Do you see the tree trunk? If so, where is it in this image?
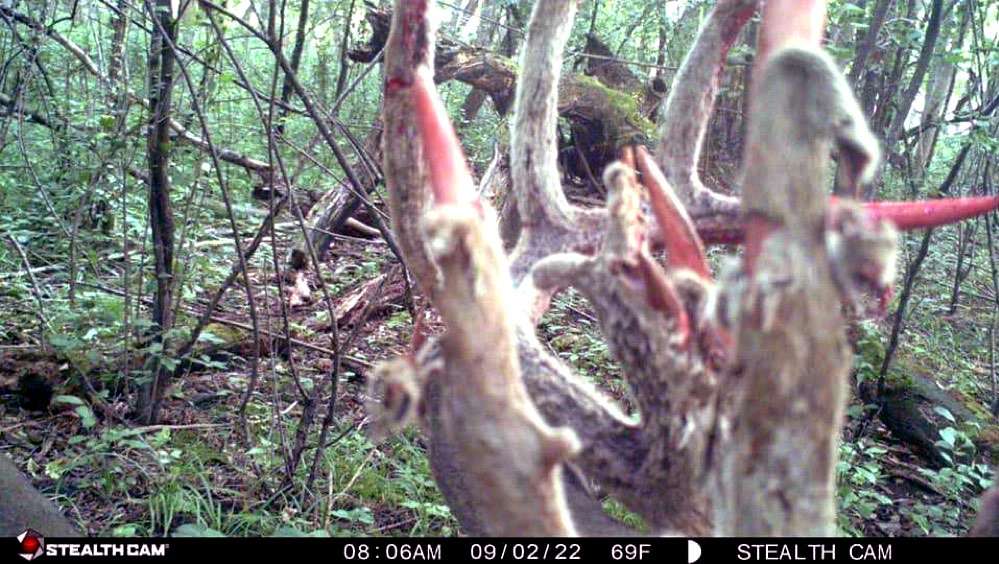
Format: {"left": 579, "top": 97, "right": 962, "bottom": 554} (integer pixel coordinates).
{"left": 916, "top": 1, "right": 969, "bottom": 168}
{"left": 137, "top": 0, "right": 179, "bottom": 425}
{"left": 886, "top": 0, "right": 947, "bottom": 147}
{"left": 276, "top": 0, "right": 310, "bottom": 135}
{"left": 847, "top": 0, "right": 893, "bottom": 87}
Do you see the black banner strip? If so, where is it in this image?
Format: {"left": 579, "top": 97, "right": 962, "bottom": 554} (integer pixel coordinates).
{"left": 4, "top": 535, "right": 998, "bottom": 564}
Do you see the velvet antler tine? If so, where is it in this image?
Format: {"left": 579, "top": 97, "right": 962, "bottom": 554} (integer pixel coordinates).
{"left": 757, "top": 0, "right": 827, "bottom": 63}
{"left": 636, "top": 147, "right": 711, "bottom": 279}
{"left": 412, "top": 70, "right": 476, "bottom": 206}
{"left": 742, "top": 0, "right": 830, "bottom": 273}
{"left": 620, "top": 146, "right": 636, "bottom": 169}
{"left": 858, "top": 196, "right": 999, "bottom": 231}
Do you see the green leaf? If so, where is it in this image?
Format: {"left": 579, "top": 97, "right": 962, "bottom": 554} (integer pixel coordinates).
{"left": 198, "top": 330, "right": 226, "bottom": 345}
{"left": 172, "top": 524, "right": 226, "bottom": 537}
{"left": 938, "top": 427, "right": 958, "bottom": 447}
{"left": 53, "top": 395, "right": 84, "bottom": 406}
{"left": 841, "top": 3, "right": 866, "bottom": 16}
{"left": 111, "top": 524, "right": 142, "bottom": 536}
{"left": 331, "top": 507, "right": 374, "bottom": 525}
{"left": 49, "top": 335, "right": 81, "bottom": 351}
{"left": 933, "top": 406, "right": 956, "bottom": 423}
{"left": 99, "top": 115, "right": 116, "bottom": 131}
{"left": 75, "top": 405, "right": 97, "bottom": 428}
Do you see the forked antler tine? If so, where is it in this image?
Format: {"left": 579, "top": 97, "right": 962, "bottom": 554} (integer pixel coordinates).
{"left": 411, "top": 70, "right": 476, "bottom": 206}
{"left": 603, "top": 162, "right": 693, "bottom": 348}
{"left": 635, "top": 146, "right": 711, "bottom": 279}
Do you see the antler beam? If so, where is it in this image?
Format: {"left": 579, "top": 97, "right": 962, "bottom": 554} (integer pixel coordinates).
{"left": 373, "top": 0, "right": 999, "bottom": 538}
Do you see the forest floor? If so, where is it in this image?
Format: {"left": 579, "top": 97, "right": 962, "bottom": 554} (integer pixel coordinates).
{"left": 0, "top": 206, "right": 993, "bottom": 537}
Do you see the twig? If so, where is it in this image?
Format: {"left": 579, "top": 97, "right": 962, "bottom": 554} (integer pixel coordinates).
{"left": 77, "top": 282, "right": 372, "bottom": 370}
{"left": 989, "top": 306, "right": 997, "bottom": 413}
{"left": 306, "top": 264, "right": 398, "bottom": 490}
{"left": 4, "top": 234, "right": 51, "bottom": 336}
{"left": 130, "top": 423, "right": 230, "bottom": 433}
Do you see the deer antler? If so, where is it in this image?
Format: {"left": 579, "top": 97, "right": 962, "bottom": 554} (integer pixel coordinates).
{"left": 655, "top": 0, "right": 758, "bottom": 221}
{"left": 715, "top": 45, "right": 867, "bottom": 536}
{"left": 376, "top": 0, "right": 652, "bottom": 536}
{"left": 381, "top": 0, "right": 438, "bottom": 295}
{"left": 507, "top": 0, "right": 606, "bottom": 281}
{"left": 372, "top": 0, "right": 999, "bottom": 537}
{"left": 699, "top": 196, "right": 999, "bottom": 245}
{"left": 636, "top": 146, "right": 710, "bottom": 279}
{"left": 712, "top": 0, "right": 943, "bottom": 534}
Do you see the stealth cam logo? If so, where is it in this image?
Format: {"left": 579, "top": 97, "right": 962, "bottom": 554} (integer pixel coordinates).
{"left": 16, "top": 529, "right": 45, "bottom": 561}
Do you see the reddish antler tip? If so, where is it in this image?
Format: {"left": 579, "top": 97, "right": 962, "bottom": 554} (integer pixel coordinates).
{"left": 619, "top": 146, "right": 636, "bottom": 169}
{"left": 634, "top": 147, "right": 711, "bottom": 279}
{"left": 411, "top": 69, "right": 476, "bottom": 206}
{"left": 758, "top": 0, "right": 827, "bottom": 63}
{"left": 385, "top": 76, "right": 410, "bottom": 94}
{"left": 857, "top": 196, "right": 999, "bottom": 231}
{"left": 699, "top": 196, "right": 999, "bottom": 247}
{"left": 635, "top": 254, "right": 692, "bottom": 349}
